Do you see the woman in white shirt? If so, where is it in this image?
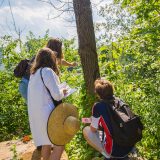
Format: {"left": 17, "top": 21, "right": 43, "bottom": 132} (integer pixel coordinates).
{"left": 28, "top": 47, "right": 67, "bottom": 160}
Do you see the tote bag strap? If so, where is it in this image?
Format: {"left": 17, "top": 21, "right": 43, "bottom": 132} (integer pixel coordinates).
{"left": 40, "top": 68, "right": 62, "bottom": 107}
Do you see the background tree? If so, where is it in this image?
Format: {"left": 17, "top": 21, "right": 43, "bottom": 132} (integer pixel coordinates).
{"left": 73, "top": 0, "right": 100, "bottom": 94}
{"left": 39, "top": 0, "right": 100, "bottom": 94}
{"left": 97, "top": 0, "right": 160, "bottom": 159}
{"left": 0, "top": 0, "right": 159, "bottom": 159}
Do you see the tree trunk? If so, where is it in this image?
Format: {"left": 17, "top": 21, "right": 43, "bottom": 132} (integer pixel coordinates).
{"left": 73, "top": 0, "right": 100, "bottom": 94}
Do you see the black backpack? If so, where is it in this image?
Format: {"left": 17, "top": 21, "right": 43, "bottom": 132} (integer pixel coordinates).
{"left": 14, "top": 59, "right": 30, "bottom": 78}
{"left": 103, "top": 97, "right": 143, "bottom": 147}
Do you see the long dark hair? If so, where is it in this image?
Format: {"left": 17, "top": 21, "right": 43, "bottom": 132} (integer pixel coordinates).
{"left": 46, "top": 38, "right": 63, "bottom": 59}
{"left": 30, "top": 47, "right": 59, "bottom": 75}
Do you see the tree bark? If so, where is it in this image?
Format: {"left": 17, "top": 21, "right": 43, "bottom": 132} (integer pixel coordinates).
{"left": 73, "top": 0, "right": 100, "bottom": 94}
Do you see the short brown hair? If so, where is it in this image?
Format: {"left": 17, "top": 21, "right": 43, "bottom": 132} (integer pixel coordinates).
{"left": 30, "top": 47, "right": 59, "bottom": 75}
{"left": 46, "top": 38, "right": 63, "bottom": 59}
{"left": 94, "top": 79, "right": 114, "bottom": 100}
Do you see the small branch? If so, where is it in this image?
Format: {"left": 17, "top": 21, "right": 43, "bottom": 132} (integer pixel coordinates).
{"left": 8, "top": 0, "right": 25, "bottom": 51}
{"left": 48, "top": 10, "right": 66, "bottom": 19}
{"left": 54, "top": 0, "right": 72, "bottom": 4}
{"left": 38, "top": 0, "right": 74, "bottom": 19}
{"left": 62, "top": 12, "right": 75, "bottom": 23}
{"left": 49, "top": 0, "right": 65, "bottom": 10}
{"left": 8, "top": 0, "right": 18, "bottom": 34}
{"left": 38, "top": 0, "right": 65, "bottom": 10}
{"left": 92, "top": 0, "right": 106, "bottom": 7}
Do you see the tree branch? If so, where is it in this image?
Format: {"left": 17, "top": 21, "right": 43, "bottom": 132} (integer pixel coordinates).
{"left": 8, "top": 0, "right": 18, "bottom": 34}
{"left": 38, "top": 0, "right": 73, "bottom": 20}
{"left": 8, "top": 0, "right": 25, "bottom": 51}
{"left": 48, "top": 10, "right": 66, "bottom": 19}
{"left": 38, "top": 0, "right": 66, "bottom": 10}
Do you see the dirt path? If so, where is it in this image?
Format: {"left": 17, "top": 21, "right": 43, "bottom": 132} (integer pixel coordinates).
{"left": 0, "top": 140, "right": 68, "bottom": 160}
{"left": 0, "top": 140, "right": 144, "bottom": 160}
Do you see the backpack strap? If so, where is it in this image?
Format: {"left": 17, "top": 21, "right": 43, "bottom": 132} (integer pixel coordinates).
{"left": 113, "top": 98, "right": 135, "bottom": 118}
{"left": 40, "top": 68, "right": 51, "bottom": 96}
{"left": 100, "top": 99, "right": 114, "bottom": 140}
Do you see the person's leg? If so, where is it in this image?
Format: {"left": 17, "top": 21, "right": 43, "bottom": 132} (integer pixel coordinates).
{"left": 104, "top": 156, "right": 130, "bottom": 160}
{"left": 49, "top": 145, "right": 64, "bottom": 160}
{"left": 83, "top": 126, "right": 110, "bottom": 159}
{"left": 37, "top": 145, "right": 42, "bottom": 151}
{"left": 41, "top": 145, "right": 51, "bottom": 160}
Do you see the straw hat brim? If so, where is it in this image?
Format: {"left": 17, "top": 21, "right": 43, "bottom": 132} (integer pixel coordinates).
{"left": 47, "top": 103, "right": 79, "bottom": 146}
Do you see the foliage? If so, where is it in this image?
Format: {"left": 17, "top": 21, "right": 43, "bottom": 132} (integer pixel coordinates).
{"left": 0, "top": 32, "right": 50, "bottom": 141}
{"left": 97, "top": 1, "right": 160, "bottom": 159}
{"left": 0, "top": 70, "right": 30, "bottom": 141}
{"left": 10, "top": 144, "right": 21, "bottom": 160}
{"left": 65, "top": 92, "right": 99, "bottom": 160}
{"left": 0, "top": 1, "right": 159, "bottom": 159}
{"left": 96, "top": 2, "right": 135, "bottom": 45}
{"left": 98, "top": 40, "right": 160, "bottom": 159}
{"left": 59, "top": 42, "right": 99, "bottom": 160}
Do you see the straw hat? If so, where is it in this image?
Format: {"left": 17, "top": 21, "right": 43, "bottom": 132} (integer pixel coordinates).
{"left": 47, "top": 103, "right": 80, "bottom": 145}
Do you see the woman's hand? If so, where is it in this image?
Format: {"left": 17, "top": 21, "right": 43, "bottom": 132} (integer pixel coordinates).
{"left": 63, "top": 89, "right": 68, "bottom": 95}
{"left": 58, "top": 59, "right": 78, "bottom": 67}
{"left": 71, "top": 62, "right": 78, "bottom": 67}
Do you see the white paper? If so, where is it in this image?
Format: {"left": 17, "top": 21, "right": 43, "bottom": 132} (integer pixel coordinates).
{"left": 59, "top": 82, "right": 77, "bottom": 98}
{"left": 58, "top": 82, "right": 67, "bottom": 89}
{"left": 64, "top": 88, "right": 77, "bottom": 98}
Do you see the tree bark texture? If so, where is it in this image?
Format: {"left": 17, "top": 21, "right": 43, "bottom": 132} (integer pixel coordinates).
{"left": 73, "top": 0, "right": 100, "bottom": 94}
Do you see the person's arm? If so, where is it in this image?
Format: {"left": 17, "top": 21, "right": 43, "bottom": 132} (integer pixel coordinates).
{"left": 90, "top": 104, "right": 100, "bottom": 132}
{"left": 90, "top": 125, "right": 97, "bottom": 132}
{"left": 57, "top": 58, "right": 77, "bottom": 67}
{"left": 42, "top": 68, "right": 64, "bottom": 101}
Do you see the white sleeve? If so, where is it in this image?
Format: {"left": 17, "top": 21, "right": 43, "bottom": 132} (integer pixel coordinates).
{"left": 42, "top": 68, "right": 64, "bottom": 101}
{"left": 91, "top": 116, "right": 100, "bottom": 129}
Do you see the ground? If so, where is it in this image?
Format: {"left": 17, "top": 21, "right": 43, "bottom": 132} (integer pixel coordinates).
{"left": 0, "top": 140, "right": 144, "bottom": 160}
{"left": 0, "top": 140, "right": 68, "bottom": 160}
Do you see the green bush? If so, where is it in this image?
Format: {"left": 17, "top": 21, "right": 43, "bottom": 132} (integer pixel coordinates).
{"left": 0, "top": 22, "right": 159, "bottom": 159}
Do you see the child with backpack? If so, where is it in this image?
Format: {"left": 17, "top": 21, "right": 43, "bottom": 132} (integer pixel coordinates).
{"left": 83, "top": 79, "right": 143, "bottom": 160}
{"left": 14, "top": 57, "right": 35, "bottom": 101}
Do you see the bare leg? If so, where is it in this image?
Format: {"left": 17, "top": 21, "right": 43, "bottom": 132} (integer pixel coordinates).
{"left": 83, "top": 126, "right": 110, "bottom": 159}
{"left": 49, "top": 145, "right": 64, "bottom": 160}
{"left": 41, "top": 145, "right": 52, "bottom": 160}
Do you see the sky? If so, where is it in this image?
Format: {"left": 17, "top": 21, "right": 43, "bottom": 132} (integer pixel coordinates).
{"left": 0, "top": 0, "right": 112, "bottom": 41}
